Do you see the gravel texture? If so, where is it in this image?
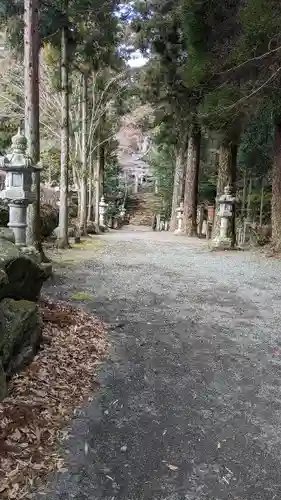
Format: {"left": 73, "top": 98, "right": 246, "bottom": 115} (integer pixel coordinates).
{"left": 43, "top": 228, "right": 281, "bottom": 500}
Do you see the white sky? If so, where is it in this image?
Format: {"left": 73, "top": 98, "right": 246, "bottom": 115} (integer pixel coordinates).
{"left": 128, "top": 50, "right": 148, "bottom": 68}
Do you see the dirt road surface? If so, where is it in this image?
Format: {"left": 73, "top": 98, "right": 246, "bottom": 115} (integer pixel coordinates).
{"left": 43, "top": 229, "right": 281, "bottom": 500}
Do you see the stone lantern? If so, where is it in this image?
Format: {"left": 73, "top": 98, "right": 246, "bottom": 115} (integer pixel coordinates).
{"left": 120, "top": 205, "right": 126, "bottom": 221}
{"left": 174, "top": 201, "right": 184, "bottom": 234}
{"left": 0, "top": 129, "right": 37, "bottom": 247}
{"left": 99, "top": 195, "right": 108, "bottom": 227}
{"left": 212, "top": 185, "right": 235, "bottom": 249}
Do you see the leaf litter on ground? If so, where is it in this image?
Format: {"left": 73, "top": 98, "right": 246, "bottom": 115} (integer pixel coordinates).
{"left": 0, "top": 296, "right": 107, "bottom": 499}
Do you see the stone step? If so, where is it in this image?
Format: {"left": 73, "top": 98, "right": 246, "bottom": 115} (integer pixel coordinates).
{"left": 126, "top": 193, "right": 163, "bottom": 226}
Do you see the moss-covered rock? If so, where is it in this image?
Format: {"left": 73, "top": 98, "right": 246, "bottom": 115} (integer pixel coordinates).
{"left": 0, "top": 298, "right": 42, "bottom": 393}
{"left": 0, "top": 239, "right": 50, "bottom": 302}
{"left": 0, "top": 238, "right": 19, "bottom": 261}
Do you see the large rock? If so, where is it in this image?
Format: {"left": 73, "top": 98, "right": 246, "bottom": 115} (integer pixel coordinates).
{"left": 0, "top": 238, "right": 19, "bottom": 261}
{"left": 0, "top": 239, "right": 50, "bottom": 302}
{"left": 0, "top": 298, "right": 42, "bottom": 398}
{"left": 0, "top": 239, "right": 48, "bottom": 401}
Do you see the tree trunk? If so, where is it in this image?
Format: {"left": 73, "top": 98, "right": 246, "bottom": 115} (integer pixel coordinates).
{"left": 241, "top": 169, "right": 247, "bottom": 217}
{"left": 58, "top": 21, "right": 70, "bottom": 248}
{"left": 246, "top": 177, "right": 252, "bottom": 220}
{"left": 259, "top": 178, "right": 264, "bottom": 227}
{"left": 217, "top": 145, "right": 231, "bottom": 195}
{"left": 87, "top": 152, "right": 93, "bottom": 222}
{"left": 230, "top": 143, "right": 238, "bottom": 247}
{"left": 94, "top": 154, "right": 100, "bottom": 226}
{"left": 24, "top": 0, "right": 41, "bottom": 253}
{"left": 87, "top": 72, "right": 96, "bottom": 223}
{"left": 212, "top": 143, "right": 231, "bottom": 239}
{"left": 94, "top": 124, "right": 103, "bottom": 227}
{"left": 212, "top": 141, "right": 237, "bottom": 242}
{"left": 77, "top": 188, "right": 81, "bottom": 222}
{"left": 272, "top": 122, "right": 281, "bottom": 250}
{"left": 181, "top": 157, "right": 187, "bottom": 203}
{"left": 169, "top": 140, "right": 187, "bottom": 232}
{"left": 99, "top": 145, "right": 105, "bottom": 197}
{"left": 98, "top": 111, "right": 106, "bottom": 199}
{"left": 79, "top": 73, "right": 88, "bottom": 235}
{"left": 183, "top": 127, "right": 201, "bottom": 236}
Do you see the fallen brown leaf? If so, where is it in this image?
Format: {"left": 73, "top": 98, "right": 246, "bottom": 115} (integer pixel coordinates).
{"left": 0, "top": 296, "right": 107, "bottom": 499}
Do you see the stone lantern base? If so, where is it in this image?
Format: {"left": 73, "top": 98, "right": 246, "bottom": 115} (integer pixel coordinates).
{"left": 211, "top": 236, "right": 233, "bottom": 250}
{"left": 174, "top": 227, "right": 185, "bottom": 235}
{"left": 7, "top": 201, "right": 28, "bottom": 247}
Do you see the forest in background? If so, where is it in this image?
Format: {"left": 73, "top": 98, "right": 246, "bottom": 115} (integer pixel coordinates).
{"left": 0, "top": 0, "right": 281, "bottom": 248}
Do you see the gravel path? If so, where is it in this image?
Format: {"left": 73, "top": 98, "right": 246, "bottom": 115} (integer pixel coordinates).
{"left": 43, "top": 228, "right": 281, "bottom": 500}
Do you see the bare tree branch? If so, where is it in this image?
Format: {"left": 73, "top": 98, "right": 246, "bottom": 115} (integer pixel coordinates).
{"left": 217, "top": 45, "right": 281, "bottom": 75}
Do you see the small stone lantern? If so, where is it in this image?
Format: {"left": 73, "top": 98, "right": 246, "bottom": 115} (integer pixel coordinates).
{"left": 213, "top": 185, "right": 235, "bottom": 249}
{"left": 0, "top": 129, "right": 37, "bottom": 247}
{"left": 119, "top": 205, "right": 126, "bottom": 225}
{"left": 174, "top": 201, "right": 184, "bottom": 234}
{"left": 99, "top": 196, "right": 108, "bottom": 227}
{"left": 120, "top": 205, "right": 125, "bottom": 220}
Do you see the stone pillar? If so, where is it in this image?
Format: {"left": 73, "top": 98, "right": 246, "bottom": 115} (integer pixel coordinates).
{"left": 99, "top": 196, "right": 107, "bottom": 227}
{"left": 174, "top": 202, "right": 184, "bottom": 234}
{"left": 8, "top": 201, "right": 28, "bottom": 247}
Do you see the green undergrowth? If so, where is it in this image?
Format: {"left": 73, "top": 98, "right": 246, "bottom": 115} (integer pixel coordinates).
{"left": 48, "top": 237, "right": 104, "bottom": 269}
{"left": 71, "top": 238, "right": 104, "bottom": 250}
{"left": 71, "top": 291, "right": 94, "bottom": 301}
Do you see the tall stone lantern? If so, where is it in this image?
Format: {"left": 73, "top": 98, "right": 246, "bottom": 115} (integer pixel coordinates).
{"left": 174, "top": 202, "right": 184, "bottom": 234}
{"left": 212, "top": 185, "right": 235, "bottom": 249}
{"left": 0, "top": 129, "right": 37, "bottom": 247}
{"left": 99, "top": 196, "right": 108, "bottom": 227}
